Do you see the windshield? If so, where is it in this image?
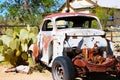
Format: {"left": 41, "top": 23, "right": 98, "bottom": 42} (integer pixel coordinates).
{"left": 55, "top": 16, "right": 101, "bottom": 29}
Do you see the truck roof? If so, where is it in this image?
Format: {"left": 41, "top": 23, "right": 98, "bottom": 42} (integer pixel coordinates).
{"left": 44, "top": 12, "right": 96, "bottom": 19}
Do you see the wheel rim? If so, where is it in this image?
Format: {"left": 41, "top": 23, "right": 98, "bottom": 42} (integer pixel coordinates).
{"left": 54, "top": 64, "right": 64, "bottom": 80}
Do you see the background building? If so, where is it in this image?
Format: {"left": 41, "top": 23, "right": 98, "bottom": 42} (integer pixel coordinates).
{"left": 59, "top": 0, "right": 120, "bottom": 28}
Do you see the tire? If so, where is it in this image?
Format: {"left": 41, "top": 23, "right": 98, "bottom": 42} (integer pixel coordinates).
{"left": 52, "top": 56, "right": 76, "bottom": 80}
{"left": 28, "top": 44, "right": 41, "bottom": 64}
{"left": 116, "top": 73, "right": 120, "bottom": 80}
{"left": 28, "top": 50, "right": 40, "bottom": 64}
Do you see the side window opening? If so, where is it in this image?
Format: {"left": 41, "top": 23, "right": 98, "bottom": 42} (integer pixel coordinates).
{"left": 42, "top": 20, "right": 53, "bottom": 31}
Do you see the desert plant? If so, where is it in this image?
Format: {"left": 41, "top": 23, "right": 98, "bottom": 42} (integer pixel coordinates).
{"left": 0, "top": 27, "right": 38, "bottom": 66}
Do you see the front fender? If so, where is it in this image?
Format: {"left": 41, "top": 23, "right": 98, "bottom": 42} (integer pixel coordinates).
{"left": 73, "top": 59, "right": 86, "bottom": 67}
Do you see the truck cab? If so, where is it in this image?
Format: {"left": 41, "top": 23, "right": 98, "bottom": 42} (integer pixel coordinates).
{"left": 29, "top": 12, "right": 120, "bottom": 80}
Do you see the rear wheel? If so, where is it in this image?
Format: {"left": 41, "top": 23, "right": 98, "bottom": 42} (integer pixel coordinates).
{"left": 52, "top": 56, "right": 76, "bottom": 80}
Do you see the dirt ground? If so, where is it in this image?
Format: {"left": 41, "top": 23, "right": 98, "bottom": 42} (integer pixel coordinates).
{"left": 0, "top": 65, "right": 118, "bottom": 80}
{"left": 0, "top": 65, "right": 53, "bottom": 80}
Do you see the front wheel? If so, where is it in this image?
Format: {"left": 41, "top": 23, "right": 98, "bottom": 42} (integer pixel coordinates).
{"left": 52, "top": 56, "right": 76, "bottom": 80}
{"left": 116, "top": 73, "right": 120, "bottom": 80}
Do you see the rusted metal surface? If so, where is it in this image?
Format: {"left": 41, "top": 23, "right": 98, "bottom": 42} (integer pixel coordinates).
{"left": 29, "top": 12, "right": 120, "bottom": 78}
{"left": 72, "top": 45, "right": 120, "bottom": 75}
{"left": 43, "top": 36, "right": 53, "bottom": 51}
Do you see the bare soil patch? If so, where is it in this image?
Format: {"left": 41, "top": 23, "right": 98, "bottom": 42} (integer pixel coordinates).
{"left": 0, "top": 65, "right": 53, "bottom": 80}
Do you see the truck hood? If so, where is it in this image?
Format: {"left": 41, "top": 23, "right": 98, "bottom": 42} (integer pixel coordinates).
{"left": 57, "top": 28, "right": 107, "bottom": 48}
{"left": 57, "top": 28, "right": 105, "bottom": 36}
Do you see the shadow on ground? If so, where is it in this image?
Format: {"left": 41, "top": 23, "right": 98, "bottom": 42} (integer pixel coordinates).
{"left": 75, "top": 72, "right": 119, "bottom": 80}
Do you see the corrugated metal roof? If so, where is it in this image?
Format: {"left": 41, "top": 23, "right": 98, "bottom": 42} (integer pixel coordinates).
{"left": 70, "top": 0, "right": 94, "bottom": 9}
{"left": 92, "top": 0, "right": 120, "bottom": 9}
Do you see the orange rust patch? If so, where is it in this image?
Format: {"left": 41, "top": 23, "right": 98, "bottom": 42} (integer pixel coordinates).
{"left": 33, "top": 44, "right": 39, "bottom": 59}
{"left": 43, "top": 36, "right": 52, "bottom": 51}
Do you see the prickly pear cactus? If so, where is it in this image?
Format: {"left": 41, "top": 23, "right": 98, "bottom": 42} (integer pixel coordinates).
{"left": 29, "top": 33, "right": 37, "bottom": 44}
{"left": 0, "top": 27, "right": 38, "bottom": 66}
{"left": 30, "top": 27, "right": 38, "bottom": 34}
{"left": 20, "top": 29, "right": 29, "bottom": 40}
{"left": 0, "top": 39, "right": 3, "bottom": 46}
{"left": 1, "top": 35, "right": 12, "bottom": 46}
{"left": 5, "top": 28, "right": 14, "bottom": 37}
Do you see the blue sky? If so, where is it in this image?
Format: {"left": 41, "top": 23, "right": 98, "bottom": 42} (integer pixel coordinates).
{"left": 0, "top": 0, "right": 7, "bottom": 16}
{"left": 0, "top": 0, "right": 6, "bottom": 4}
{"left": 1, "top": 0, "right": 120, "bottom": 17}
{"left": 0, "top": 0, "right": 66, "bottom": 17}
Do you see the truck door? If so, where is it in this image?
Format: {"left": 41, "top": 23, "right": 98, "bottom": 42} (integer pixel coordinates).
{"left": 40, "top": 19, "right": 53, "bottom": 64}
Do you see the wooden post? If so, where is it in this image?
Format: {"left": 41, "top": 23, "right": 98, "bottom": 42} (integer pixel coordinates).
{"left": 66, "top": 0, "right": 70, "bottom": 12}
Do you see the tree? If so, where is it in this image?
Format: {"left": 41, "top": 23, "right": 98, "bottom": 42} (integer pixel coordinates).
{"left": 0, "top": 0, "right": 65, "bottom": 26}
{"left": 0, "top": 16, "right": 5, "bottom": 24}
{"left": 93, "top": 6, "right": 116, "bottom": 29}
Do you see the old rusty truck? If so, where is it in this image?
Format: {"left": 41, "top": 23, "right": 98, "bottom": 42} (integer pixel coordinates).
{"left": 29, "top": 12, "right": 120, "bottom": 80}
